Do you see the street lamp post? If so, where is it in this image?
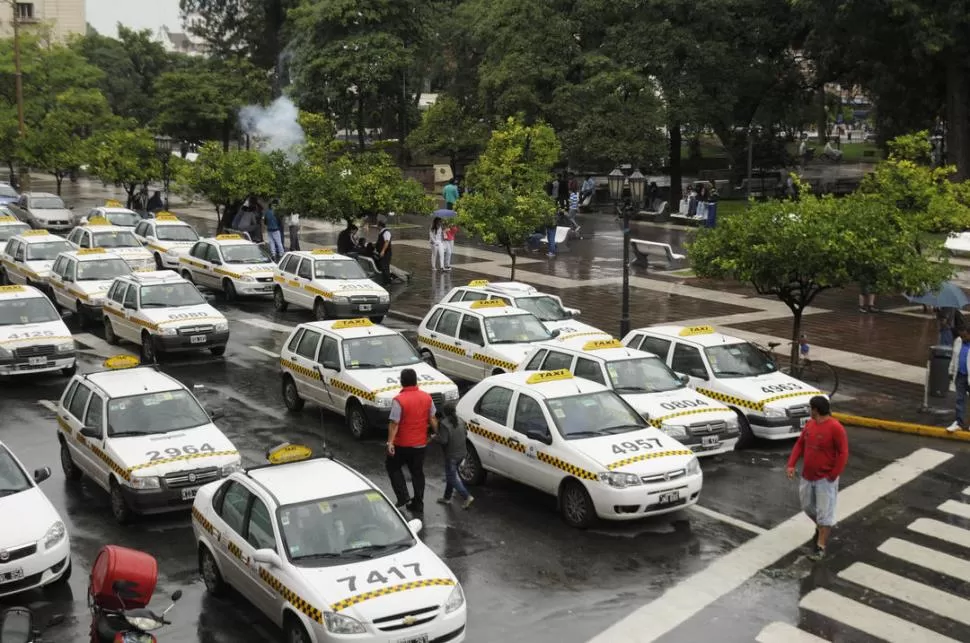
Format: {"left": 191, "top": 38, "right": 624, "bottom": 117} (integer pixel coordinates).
{"left": 154, "top": 135, "right": 173, "bottom": 211}
{"left": 609, "top": 167, "right": 646, "bottom": 338}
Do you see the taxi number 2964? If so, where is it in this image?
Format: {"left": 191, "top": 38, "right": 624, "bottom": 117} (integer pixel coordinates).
{"left": 146, "top": 443, "right": 217, "bottom": 461}
{"left": 337, "top": 563, "right": 422, "bottom": 592}
{"left": 611, "top": 438, "right": 662, "bottom": 455}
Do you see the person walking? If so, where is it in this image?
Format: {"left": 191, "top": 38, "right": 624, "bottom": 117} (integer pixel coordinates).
{"left": 264, "top": 200, "right": 284, "bottom": 261}
{"left": 442, "top": 222, "right": 458, "bottom": 271}
{"left": 337, "top": 222, "right": 359, "bottom": 255}
{"left": 146, "top": 191, "right": 164, "bottom": 213}
{"left": 566, "top": 190, "right": 581, "bottom": 233}
{"left": 429, "top": 216, "right": 445, "bottom": 271}
{"left": 287, "top": 211, "right": 301, "bottom": 251}
{"left": 948, "top": 327, "right": 970, "bottom": 432}
{"left": 375, "top": 220, "right": 393, "bottom": 285}
{"left": 786, "top": 396, "right": 849, "bottom": 561}
{"left": 386, "top": 368, "right": 438, "bottom": 514}
{"left": 435, "top": 415, "right": 474, "bottom": 508}
{"left": 443, "top": 178, "right": 459, "bottom": 210}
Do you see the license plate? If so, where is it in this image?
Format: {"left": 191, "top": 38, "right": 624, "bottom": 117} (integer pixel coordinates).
{"left": 657, "top": 490, "right": 680, "bottom": 504}
{"left": 181, "top": 487, "right": 199, "bottom": 501}
{"left": 28, "top": 356, "right": 46, "bottom": 366}
{"left": 0, "top": 568, "right": 24, "bottom": 584}
{"left": 396, "top": 636, "right": 428, "bottom": 643}
{"left": 701, "top": 435, "right": 719, "bottom": 448}
{"left": 190, "top": 334, "right": 207, "bottom": 344}
{"left": 358, "top": 303, "right": 372, "bottom": 312}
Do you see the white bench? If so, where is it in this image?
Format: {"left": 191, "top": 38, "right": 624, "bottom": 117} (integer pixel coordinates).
{"left": 630, "top": 239, "right": 686, "bottom": 269}
{"left": 540, "top": 226, "right": 571, "bottom": 248}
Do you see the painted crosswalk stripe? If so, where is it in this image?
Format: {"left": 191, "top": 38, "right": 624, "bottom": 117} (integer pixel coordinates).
{"left": 963, "top": 487, "right": 970, "bottom": 497}
{"left": 688, "top": 504, "right": 766, "bottom": 534}
{"left": 756, "top": 622, "right": 828, "bottom": 643}
{"left": 240, "top": 318, "right": 294, "bottom": 333}
{"left": 840, "top": 562, "right": 970, "bottom": 626}
{"left": 249, "top": 345, "right": 280, "bottom": 359}
{"left": 879, "top": 537, "right": 970, "bottom": 582}
{"left": 938, "top": 499, "right": 970, "bottom": 520}
{"left": 800, "top": 587, "right": 958, "bottom": 643}
{"left": 908, "top": 517, "right": 970, "bottom": 549}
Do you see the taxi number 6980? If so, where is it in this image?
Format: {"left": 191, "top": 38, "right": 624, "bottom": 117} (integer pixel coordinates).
{"left": 337, "top": 563, "right": 422, "bottom": 591}
{"left": 146, "top": 443, "right": 216, "bottom": 461}
{"left": 612, "top": 438, "right": 662, "bottom": 455}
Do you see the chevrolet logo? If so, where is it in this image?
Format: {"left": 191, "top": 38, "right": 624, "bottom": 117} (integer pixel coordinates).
{"left": 0, "top": 550, "right": 8, "bottom": 562}
{"left": 663, "top": 472, "right": 671, "bottom": 481}
{"left": 402, "top": 615, "right": 417, "bottom": 626}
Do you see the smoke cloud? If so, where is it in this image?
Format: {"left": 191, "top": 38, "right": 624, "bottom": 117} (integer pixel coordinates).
{"left": 239, "top": 96, "right": 305, "bottom": 159}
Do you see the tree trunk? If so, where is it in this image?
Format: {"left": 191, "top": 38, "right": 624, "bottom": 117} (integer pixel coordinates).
{"left": 356, "top": 94, "right": 366, "bottom": 153}
{"left": 506, "top": 244, "right": 516, "bottom": 280}
{"left": 124, "top": 186, "right": 135, "bottom": 209}
{"left": 54, "top": 173, "right": 63, "bottom": 195}
{"left": 946, "top": 58, "right": 970, "bottom": 181}
{"left": 669, "top": 121, "right": 682, "bottom": 207}
{"left": 790, "top": 307, "right": 803, "bottom": 368}
{"left": 222, "top": 119, "right": 231, "bottom": 152}
{"left": 816, "top": 85, "right": 827, "bottom": 145}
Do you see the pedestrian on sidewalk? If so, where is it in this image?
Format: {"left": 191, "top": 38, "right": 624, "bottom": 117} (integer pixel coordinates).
{"left": 947, "top": 327, "right": 970, "bottom": 432}
{"left": 443, "top": 222, "right": 457, "bottom": 271}
{"left": 386, "top": 368, "right": 437, "bottom": 515}
{"left": 938, "top": 307, "right": 957, "bottom": 346}
{"left": 287, "top": 211, "right": 301, "bottom": 251}
{"left": 264, "top": 200, "right": 284, "bottom": 261}
{"left": 545, "top": 215, "right": 558, "bottom": 258}
{"left": 434, "top": 414, "right": 474, "bottom": 508}
{"left": 787, "top": 396, "right": 849, "bottom": 561}
{"left": 429, "top": 216, "right": 445, "bottom": 271}
{"left": 376, "top": 220, "right": 393, "bottom": 285}
{"left": 566, "top": 190, "right": 581, "bottom": 233}
{"left": 443, "top": 178, "right": 459, "bottom": 210}
{"left": 858, "top": 282, "right": 879, "bottom": 313}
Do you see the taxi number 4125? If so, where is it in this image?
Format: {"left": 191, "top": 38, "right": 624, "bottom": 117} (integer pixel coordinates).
{"left": 146, "top": 443, "right": 216, "bottom": 461}
{"left": 337, "top": 563, "right": 422, "bottom": 592}
{"left": 612, "top": 438, "right": 662, "bottom": 455}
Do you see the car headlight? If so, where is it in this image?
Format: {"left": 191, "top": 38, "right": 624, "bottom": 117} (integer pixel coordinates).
{"left": 725, "top": 416, "right": 739, "bottom": 431}
{"left": 43, "top": 521, "right": 66, "bottom": 549}
{"left": 598, "top": 471, "right": 641, "bottom": 488}
{"left": 125, "top": 615, "right": 164, "bottom": 631}
{"left": 56, "top": 341, "right": 74, "bottom": 353}
{"left": 165, "top": 248, "right": 180, "bottom": 256}
{"left": 444, "top": 583, "right": 465, "bottom": 614}
{"left": 220, "top": 461, "right": 242, "bottom": 476}
{"left": 661, "top": 422, "right": 688, "bottom": 439}
{"left": 764, "top": 407, "right": 786, "bottom": 419}
{"left": 378, "top": 293, "right": 390, "bottom": 303}
{"left": 686, "top": 457, "right": 702, "bottom": 476}
{"left": 332, "top": 295, "right": 349, "bottom": 303}
{"left": 239, "top": 275, "right": 256, "bottom": 282}
{"left": 374, "top": 395, "right": 393, "bottom": 408}
{"left": 89, "top": 297, "right": 104, "bottom": 306}
{"left": 0, "top": 346, "right": 10, "bottom": 358}
{"left": 129, "top": 475, "right": 160, "bottom": 490}
{"left": 215, "top": 321, "right": 229, "bottom": 332}
{"left": 444, "top": 389, "right": 459, "bottom": 401}
{"left": 158, "top": 326, "right": 178, "bottom": 336}
{"left": 323, "top": 611, "right": 366, "bottom": 634}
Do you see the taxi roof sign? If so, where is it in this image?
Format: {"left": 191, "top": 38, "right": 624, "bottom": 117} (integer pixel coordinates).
{"left": 267, "top": 443, "right": 313, "bottom": 465}
{"left": 22, "top": 229, "right": 49, "bottom": 236}
{"left": 470, "top": 299, "right": 507, "bottom": 309}
{"left": 0, "top": 284, "right": 24, "bottom": 292}
{"left": 311, "top": 248, "right": 336, "bottom": 255}
{"left": 0, "top": 216, "right": 18, "bottom": 222}
{"left": 583, "top": 338, "right": 623, "bottom": 351}
{"left": 77, "top": 247, "right": 107, "bottom": 255}
{"left": 103, "top": 355, "right": 140, "bottom": 370}
{"left": 155, "top": 212, "right": 179, "bottom": 221}
{"left": 679, "top": 325, "right": 716, "bottom": 337}
{"left": 526, "top": 369, "right": 574, "bottom": 385}
{"left": 105, "top": 199, "right": 123, "bottom": 207}
{"left": 215, "top": 234, "right": 242, "bottom": 240}
{"left": 468, "top": 280, "right": 489, "bottom": 287}
{"left": 332, "top": 318, "right": 373, "bottom": 330}
{"left": 86, "top": 216, "right": 110, "bottom": 225}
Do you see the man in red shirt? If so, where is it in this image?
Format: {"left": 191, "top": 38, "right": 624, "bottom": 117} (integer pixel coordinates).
{"left": 786, "top": 396, "right": 849, "bottom": 561}
{"left": 386, "top": 368, "right": 438, "bottom": 515}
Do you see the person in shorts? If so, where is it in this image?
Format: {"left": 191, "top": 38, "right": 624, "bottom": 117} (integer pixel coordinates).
{"left": 786, "top": 396, "right": 849, "bottom": 561}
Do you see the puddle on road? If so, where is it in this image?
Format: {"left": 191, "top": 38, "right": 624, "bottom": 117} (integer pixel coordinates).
{"left": 419, "top": 523, "right": 496, "bottom": 559}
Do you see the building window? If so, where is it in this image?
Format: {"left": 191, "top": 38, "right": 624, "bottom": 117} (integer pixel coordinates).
{"left": 15, "top": 3, "right": 34, "bottom": 20}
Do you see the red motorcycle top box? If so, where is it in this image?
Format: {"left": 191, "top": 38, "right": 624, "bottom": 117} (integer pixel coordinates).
{"left": 89, "top": 545, "right": 158, "bottom": 610}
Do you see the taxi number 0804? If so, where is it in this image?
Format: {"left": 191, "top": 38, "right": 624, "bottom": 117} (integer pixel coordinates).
{"left": 760, "top": 383, "right": 802, "bottom": 394}
{"left": 337, "top": 563, "right": 422, "bottom": 592}
{"left": 612, "top": 438, "right": 663, "bottom": 455}
{"left": 384, "top": 374, "right": 436, "bottom": 384}
{"left": 146, "top": 443, "right": 216, "bottom": 461}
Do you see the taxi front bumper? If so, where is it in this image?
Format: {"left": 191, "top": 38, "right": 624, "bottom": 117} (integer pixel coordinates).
{"left": 233, "top": 279, "right": 275, "bottom": 296}
{"left": 0, "top": 354, "right": 75, "bottom": 376}
{"left": 154, "top": 329, "right": 230, "bottom": 353}
{"left": 325, "top": 300, "right": 390, "bottom": 319}
{"left": 121, "top": 484, "right": 201, "bottom": 515}
{"left": 309, "top": 605, "right": 466, "bottom": 643}
{"left": 588, "top": 472, "right": 703, "bottom": 521}
{"left": 0, "top": 535, "right": 70, "bottom": 598}
{"left": 747, "top": 412, "right": 808, "bottom": 439}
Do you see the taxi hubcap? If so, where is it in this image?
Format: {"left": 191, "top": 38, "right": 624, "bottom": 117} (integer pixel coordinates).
{"left": 285, "top": 382, "right": 298, "bottom": 405}
{"left": 202, "top": 553, "right": 218, "bottom": 587}
{"left": 350, "top": 411, "right": 365, "bottom": 435}
{"left": 111, "top": 489, "right": 125, "bottom": 517}
{"left": 563, "top": 487, "right": 587, "bottom": 522}
{"left": 459, "top": 454, "right": 477, "bottom": 480}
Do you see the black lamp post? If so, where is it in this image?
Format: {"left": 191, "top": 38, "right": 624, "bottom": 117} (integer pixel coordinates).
{"left": 609, "top": 167, "right": 646, "bottom": 338}
{"left": 154, "top": 134, "right": 173, "bottom": 211}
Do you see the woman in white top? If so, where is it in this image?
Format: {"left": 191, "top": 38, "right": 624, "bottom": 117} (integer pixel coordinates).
{"left": 429, "top": 216, "right": 445, "bottom": 270}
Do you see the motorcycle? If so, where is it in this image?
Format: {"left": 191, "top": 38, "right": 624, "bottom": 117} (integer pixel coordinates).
{"left": 90, "top": 581, "right": 181, "bottom": 643}
{"left": 0, "top": 608, "right": 64, "bottom": 643}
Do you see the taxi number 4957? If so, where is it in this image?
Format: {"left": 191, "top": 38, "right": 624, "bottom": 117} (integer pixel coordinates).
{"left": 761, "top": 383, "right": 802, "bottom": 394}
{"left": 146, "top": 443, "right": 216, "bottom": 461}
{"left": 612, "top": 438, "right": 662, "bottom": 455}
{"left": 337, "top": 563, "right": 423, "bottom": 592}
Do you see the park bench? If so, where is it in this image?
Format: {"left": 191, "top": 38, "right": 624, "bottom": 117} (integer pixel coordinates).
{"left": 630, "top": 239, "right": 686, "bottom": 269}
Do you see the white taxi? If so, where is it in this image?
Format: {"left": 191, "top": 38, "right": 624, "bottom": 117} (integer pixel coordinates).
{"left": 180, "top": 234, "right": 276, "bottom": 300}
{"left": 133, "top": 212, "right": 200, "bottom": 270}
{"left": 0, "top": 230, "right": 71, "bottom": 289}
{"left": 0, "top": 213, "right": 30, "bottom": 245}
{"left": 0, "top": 440, "right": 71, "bottom": 597}
{"left": 280, "top": 318, "right": 459, "bottom": 439}
{"left": 81, "top": 203, "right": 142, "bottom": 228}
{"left": 0, "top": 284, "right": 75, "bottom": 377}
{"left": 456, "top": 370, "right": 702, "bottom": 528}
{"left": 66, "top": 217, "right": 154, "bottom": 271}
{"left": 623, "top": 325, "right": 825, "bottom": 446}
{"left": 101, "top": 271, "right": 230, "bottom": 363}
{"left": 273, "top": 249, "right": 390, "bottom": 322}
{"left": 57, "top": 355, "right": 242, "bottom": 523}
{"left": 191, "top": 444, "right": 466, "bottom": 643}
{"left": 443, "top": 280, "right": 608, "bottom": 339}
{"left": 417, "top": 299, "right": 557, "bottom": 382}
{"left": 519, "top": 337, "right": 740, "bottom": 456}
{"left": 48, "top": 248, "right": 131, "bottom": 329}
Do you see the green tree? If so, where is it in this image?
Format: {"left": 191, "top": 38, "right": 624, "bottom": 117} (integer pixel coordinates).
{"left": 177, "top": 142, "right": 279, "bottom": 227}
{"left": 690, "top": 190, "right": 949, "bottom": 365}
{"left": 457, "top": 117, "right": 560, "bottom": 279}
{"left": 87, "top": 129, "right": 161, "bottom": 208}
{"left": 406, "top": 96, "right": 487, "bottom": 174}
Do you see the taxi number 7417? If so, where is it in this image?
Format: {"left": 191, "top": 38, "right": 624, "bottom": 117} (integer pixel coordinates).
{"left": 611, "top": 438, "right": 662, "bottom": 455}
{"left": 337, "top": 563, "right": 422, "bottom": 592}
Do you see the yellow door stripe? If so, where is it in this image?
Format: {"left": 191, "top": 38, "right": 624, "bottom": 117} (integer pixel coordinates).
{"left": 472, "top": 353, "right": 518, "bottom": 371}
{"left": 466, "top": 422, "right": 597, "bottom": 480}
{"left": 330, "top": 578, "right": 455, "bottom": 612}
{"left": 259, "top": 567, "right": 325, "bottom": 623}
{"left": 648, "top": 407, "right": 728, "bottom": 427}
{"left": 280, "top": 358, "right": 323, "bottom": 381}
{"left": 606, "top": 449, "right": 694, "bottom": 471}
{"left": 418, "top": 335, "right": 465, "bottom": 356}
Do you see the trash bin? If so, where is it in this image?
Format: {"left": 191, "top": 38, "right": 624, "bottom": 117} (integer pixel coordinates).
{"left": 704, "top": 201, "right": 718, "bottom": 228}
{"left": 928, "top": 344, "right": 953, "bottom": 398}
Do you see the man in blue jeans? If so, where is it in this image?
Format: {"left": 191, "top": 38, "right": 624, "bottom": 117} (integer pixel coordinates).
{"left": 264, "top": 201, "right": 284, "bottom": 261}
{"left": 948, "top": 327, "right": 970, "bottom": 432}
{"left": 433, "top": 416, "right": 474, "bottom": 509}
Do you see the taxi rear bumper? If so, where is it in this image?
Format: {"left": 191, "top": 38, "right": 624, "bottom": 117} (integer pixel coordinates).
{"left": 155, "top": 329, "right": 230, "bottom": 353}
{"left": 233, "top": 280, "right": 275, "bottom": 296}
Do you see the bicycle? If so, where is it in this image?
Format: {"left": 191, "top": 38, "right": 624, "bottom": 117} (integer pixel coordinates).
{"left": 758, "top": 338, "right": 840, "bottom": 398}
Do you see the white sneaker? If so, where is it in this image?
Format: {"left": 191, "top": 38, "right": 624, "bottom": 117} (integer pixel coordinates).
{"left": 947, "top": 421, "right": 961, "bottom": 433}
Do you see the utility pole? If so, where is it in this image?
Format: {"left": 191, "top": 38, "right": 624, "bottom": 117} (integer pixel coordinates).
{"left": 8, "top": 1, "right": 27, "bottom": 191}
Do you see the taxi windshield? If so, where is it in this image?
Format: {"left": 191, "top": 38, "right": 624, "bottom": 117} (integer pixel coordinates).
{"left": 26, "top": 240, "right": 70, "bottom": 260}
{"left": 342, "top": 335, "right": 420, "bottom": 369}
{"left": 139, "top": 283, "right": 205, "bottom": 308}
{"left": 513, "top": 295, "right": 567, "bottom": 321}
{"left": 0, "top": 185, "right": 18, "bottom": 198}
{"left": 77, "top": 258, "right": 130, "bottom": 281}
{"left": 104, "top": 212, "right": 140, "bottom": 227}
{"left": 546, "top": 391, "right": 646, "bottom": 439}
{"left": 0, "top": 445, "right": 30, "bottom": 497}
{"left": 155, "top": 225, "right": 198, "bottom": 242}
{"left": 704, "top": 342, "right": 777, "bottom": 378}
{"left": 280, "top": 490, "right": 415, "bottom": 567}
{"left": 222, "top": 244, "right": 270, "bottom": 264}
{"left": 315, "top": 259, "right": 367, "bottom": 280}
{"left": 92, "top": 230, "right": 140, "bottom": 248}
{"left": 0, "top": 223, "right": 28, "bottom": 242}
{"left": 608, "top": 357, "right": 684, "bottom": 393}
{"left": 31, "top": 196, "right": 64, "bottom": 209}
{"left": 106, "top": 389, "right": 210, "bottom": 436}
{"left": 0, "top": 297, "right": 59, "bottom": 325}
{"left": 483, "top": 314, "right": 552, "bottom": 344}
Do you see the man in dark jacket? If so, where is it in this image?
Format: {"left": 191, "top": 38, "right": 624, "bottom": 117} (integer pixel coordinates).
{"left": 434, "top": 415, "right": 474, "bottom": 508}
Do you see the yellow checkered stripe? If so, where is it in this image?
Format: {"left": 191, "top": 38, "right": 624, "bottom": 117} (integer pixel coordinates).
{"left": 227, "top": 541, "right": 247, "bottom": 562}
{"left": 697, "top": 388, "right": 763, "bottom": 411}
{"left": 57, "top": 416, "right": 87, "bottom": 446}
{"left": 331, "top": 378, "right": 376, "bottom": 401}
{"left": 607, "top": 449, "right": 694, "bottom": 471}
{"left": 132, "top": 317, "right": 160, "bottom": 330}
{"left": 146, "top": 244, "right": 167, "bottom": 253}
{"left": 306, "top": 285, "right": 334, "bottom": 298}
{"left": 557, "top": 331, "right": 609, "bottom": 340}
{"left": 192, "top": 507, "right": 215, "bottom": 535}
{"left": 536, "top": 452, "right": 598, "bottom": 480}
{"left": 0, "top": 335, "right": 73, "bottom": 346}
{"left": 467, "top": 421, "right": 526, "bottom": 453}
{"left": 473, "top": 353, "right": 518, "bottom": 371}
{"left": 104, "top": 307, "right": 125, "bottom": 320}
{"left": 259, "top": 568, "right": 324, "bottom": 624}
{"left": 214, "top": 268, "right": 243, "bottom": 279}
{"left": 155, "top": 316, "right": 225, "bottom": 328}
{"left": 57, "top": 416, "right": 131, "bottom": 480}
{"left": 280, "top": 358, "right": 322, "bottom": 381}
{"left": 179, "top": 258, "right": 207, "bottom": 269}
{"left": 128, "top": 450, "right": 238, "bottom": 473}
{"left": 330, "top": 578, "right": 455, "bottom": 612}
{"left": 649, "top": 407, "right": 727, "bottom": 428}
{"left": 52, "top": 282, "right": 90, "bottom": 301}
{"left": 1, "top": 259, "right": 41, "bottom": 280}
{"left": 762, "top": 390, "right": 823, "bottom": 406}
{"left": 418, "top": 335, "right": 465, "bottom": 356}
{"left": 370, "top": 381, "right": 454, "bottom": 396}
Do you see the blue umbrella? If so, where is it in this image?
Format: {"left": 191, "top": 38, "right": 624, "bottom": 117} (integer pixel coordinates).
{"left": 905, "top": 281, "right": 970, "bottom": 309}
{"left": 433, "top": 208, "right": 457, "bottom": 219}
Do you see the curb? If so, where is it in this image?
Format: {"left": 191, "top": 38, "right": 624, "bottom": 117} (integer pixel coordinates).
{"left": 386, "top": 310, "right": 425, "bottom": 325}
{"left": 833, "top": 412, "right": 970, "bottom": 442}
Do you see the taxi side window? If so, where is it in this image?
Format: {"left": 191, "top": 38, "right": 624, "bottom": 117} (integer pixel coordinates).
{"left": 108, "top": 282, "right": 127, "bottom": 304}
{"left": 474, "top": 386, "right": 513, "bottom": 425}
{"left": 13, "top": 241, "right": 24, "bottom": 261}
{"left": 639, "top": 336, "right": 672, "bottom": 360}
{"left": 448, "top": 290, "right": 465, "bottom": 302}
{"left": 60, "top": 380, "right": 78, "bottom": 408}
{"left": 246, "top": 498, "right": 276, "bottom": 551}
{"left": 123, "top": 284, "right": 138, "bottom": 309}
{"left": 280, "top": 255, "right": 298, "bottom": 274}
{"left": 79, "top": 231, "right": 91, "bottom": 248}
{"left": 218, "top": 481, "right": 253, "bottom": 535}
{"left": 435, "top": 310, "right": 461, "bottom": 337}
{"left": 134, "top": 222, "right": 148, "bottom": 237}
{"left": 52, "top": 256, "right": 66, "bottom": 277}
{"left": 67, "top": 229, "right": 81, "bottom": 245}
{"left": 295, "top": 329, "right": 322, "bottom": 360}
{"left": 575, "top": 357, "right": 606, "bottom": 385}
{"left": 64, "top": 260, "right": 77, "bottom": 281}
{"left": 2, "top": 239, "right": 13, "bottom": 256}
{"left": 672, "top": 343, "right": 707, "bottom": 379}
{"left": 287, "top": 328, "right": 305, "bottom": 352}
{"left": 513, "top": 394, "right": 550, "bottom": 439}
{"left": 461, "top": 291, "right": 488, "bottom": 302}
{"left": 189, "top": 242, "right": 205, "bottom": 259}
{"left": 458, "top": 315, "right": 484, "bottom": 345}
{"left": 68, "top": 383, "right": 92, "bottom": 420}
{"left": 205, "top": 245, "right": 222, "bottom": 264}
{"left": 424, "top": 308, "right": 443, "bottom": 330}
{"left": 541, "top": 351, "right": 574, "bottom": 371}
{"left": 84, "top": 394, "right": 104, "bottom": 435}
{"left": 319, "top": 336, "right": 340, "bottom": 369}
{"left": 524, "top": 350, "right": 547, "bottom": 370}
{"left": 297, "top": 258, "right": 312, "bottom": 280}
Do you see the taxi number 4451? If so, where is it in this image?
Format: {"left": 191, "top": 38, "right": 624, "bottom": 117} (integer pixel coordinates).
{"left": 146, "top": 443, "right": 216, "bottom": 461}
{"left": 612, "top": 438, "right": 663, "bottom": 455}
{"left": 337, "top": 563, "right": 422, "bottom": 592}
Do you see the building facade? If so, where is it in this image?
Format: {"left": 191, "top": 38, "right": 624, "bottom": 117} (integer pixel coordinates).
{"left": 0, "top": 0, "right": 86, "bottom": 41}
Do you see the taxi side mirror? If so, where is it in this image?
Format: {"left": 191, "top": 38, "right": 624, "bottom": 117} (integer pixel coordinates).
{"left": 525, "top": 428, "right": 552, "bottom": 444}
{"left": 253, "top": 549, "right": 282, "bottom": 568}
{"left": 322, "top": 361, "right": 340, "bottom": 371}
{"left": 687, "top": 368, "right": 708, "bottom": 380}
{"left": 549, "top": 329, "right": 561, "bottom": 338}
{"left": 566, "top": 307, "right": 580, "bottom": 317}
{"left": 33, "top": 466, "right": 51, "bottom": 483}
{"left": 80, "top": 425, "right": 102, "bottom": 439}
{"left": 678, "top": 373, "right": 690, "bottom": 385}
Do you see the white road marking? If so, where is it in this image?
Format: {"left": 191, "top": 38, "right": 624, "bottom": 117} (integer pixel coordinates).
{"left": 239, "top": 317, "right": 294, "bottom": 333}
{"left": 908, "top": 518, "right": 970, "bottom": 549}
{"left": 800, "top": 587, "right": 958, "bottom": 643}
{"left": 938, "top": 499, "right": 970, "bottom": 520}
{"left": 248, "top": 345, "right": 279, "bottom": 359}
{"left": 964, "top": 486, "right": 970, "bottom": 496}
{"left": 879, "top": 537, "right": 970, "bottom": 582}
{"left": 585, "top": 448, "right": 952, "bottom": 643}
{"left": 37, "top": 400, "right": 58, "bottom": 414}
{"left": 756, "top": 622, "right": 828, "bottom": 643}
{"left": 840, "top": 562, "right": 970, "bottom": 626}
{"left": 687, "top": 505, "right": 767, "bottom": 535}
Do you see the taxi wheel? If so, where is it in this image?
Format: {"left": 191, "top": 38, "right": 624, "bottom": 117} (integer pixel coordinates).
{"left": 182, "top": 270, "right": 194, "bottom": 283}
{"left": 154, "top": 253, "right": 163, "bottom": 270}
{"left": 313, "top": 298, "right": 328, "bottom": 321}
{"left": 110, "top": 480, "right": 133, "bottom": 525}
{"left": 282, "top": 376, "right": 305, "bottom": 411}
{"left": 223, "top": 279, "right": 238, "bottom": 302}
{"left": 559, "top": 480, "right": 596, "bottom": 529}
{"left": 285, "top": 616, "right": 311, "bottom": 643}
{"left": 60, "top": 440, "right": 82, "bottom": 482}
{"left": 273, "top": 287, "right": 288, "bottom": 312}
{"left": 199, "top": 546, "right": 227, "bottom": 596}
{"left": 74, "top": 302, "right": 88, "bottom": 330}
{"left": 458, "top": 443, "right": 486, "bottom": 486}
{"left": 735, "top": 411, "right": 755, "bottom": 449}
{"left": 0, "top": 268, "right": 6, "bottom": 285}
{"left": 420, "top": 350, "right": 437, "bottom": 368}
{"left": 141, "top": 333, "right": 158, "bottom": 363}
{"left": 346, "top": 400, "right": 369, "bottom": 439}
{"left": 210, "top": 346, "right": 226, "bottom": 357}
{"left": 103, "top": 318, "right": 119, "bottom": 345}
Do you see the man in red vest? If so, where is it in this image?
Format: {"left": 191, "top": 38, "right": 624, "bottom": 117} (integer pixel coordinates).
{"left": 386, "top": 368, "right": 438, "bottom": 514}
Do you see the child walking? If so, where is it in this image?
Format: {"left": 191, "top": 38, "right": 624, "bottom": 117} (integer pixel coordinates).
{"left": 435, "top": 416, "right": 474, "bottom": 508}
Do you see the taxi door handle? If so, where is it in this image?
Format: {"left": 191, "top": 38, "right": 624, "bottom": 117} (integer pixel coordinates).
{"left": 454, "top": 341, "right": 461, "bottom": 346}
{"left": 507, "top": 437, "right": 520, "bottom": 446}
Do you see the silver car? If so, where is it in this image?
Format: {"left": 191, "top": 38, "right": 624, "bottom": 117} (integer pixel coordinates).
{"left": 9, "top": 192, "right": 77, "bottom": 234}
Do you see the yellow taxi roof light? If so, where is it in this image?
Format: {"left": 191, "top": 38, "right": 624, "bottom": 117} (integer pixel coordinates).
{"left": 105, "top": 199, "right": 123, "bottom": 207}
{"left": 77, "top": 248, "right": 106, "bottom": 255}
{"left": 267, "top": 443, "right": 313, "bottom": 465}
{"left": 470, "top": 299, "right": 506, "bottom": 309}
{"left": 103, "top": 355, "right": 141, "bottom": 370}
{"left": 22, "top": 229, "right": 49, "bottom": 236}
{"left": 679, "top": 325, "right": 716, "bottom": 337}
{"left": 526, "top": 369, "right": 574, "bottom": 384}
{"left": 155, "top": 213, "right": 179, "bottom": 221}
{"left": 0, "top": 284, "right": 24, "bottom": 292}
{"left": 468, "top": 280, "right": 489, "bottom": 287}
{"left": 0, "top": 216, "right": 18, "bottom": 222}
{"left": 332, "top": 318, "right": 373, "bottom": 329}
{"left": 583, "top": 338, "right": 623, "bottom": 350}
{"left": 215, "top": 234, "right": 242, "bottom": 240}
{"left": 311, "top": 248, "right": 336, "bottom": 255}
{"left": 86, "top": 216, "right": 110, "bottom": 225}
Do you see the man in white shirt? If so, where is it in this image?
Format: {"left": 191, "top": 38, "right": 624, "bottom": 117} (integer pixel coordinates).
{"left": 948, "top": 327, "right": 970, "bottom": 431}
